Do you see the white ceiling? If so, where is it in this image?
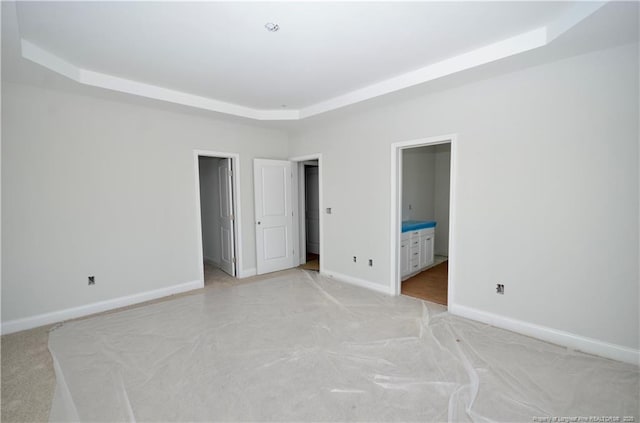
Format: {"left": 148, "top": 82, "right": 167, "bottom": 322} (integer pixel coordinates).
{"left": 5, "top": 1, "right": 630, "bottom": 120}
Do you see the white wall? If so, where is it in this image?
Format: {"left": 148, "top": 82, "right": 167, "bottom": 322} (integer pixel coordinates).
{"left": 401, "top": 147, "right": 435, "bottom": 221}
{"left": 198, "top": 156, "right": 222, "bottom": 265}
{"left": 1, "top": 82, "right": 289, "bottom": 324}
{"left": 433, "top": 145, "right": 451, "bottom": 256}
{"left": 289, "top": 44, "right": 639, "bottom": 352}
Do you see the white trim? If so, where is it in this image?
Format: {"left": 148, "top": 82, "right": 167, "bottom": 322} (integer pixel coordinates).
{"left": 237, "top": 267, "right": 257, "bottom": 279}
{"left": 20, "top": 40, "right": 298, "bottom": 121}
{"left": 546, "top": 1, "right": 607, "bottom": 42}
{"left": 299, "top": 28, "right": 547, "bottom": 119}
{"left": 390, "top": 134, "right": 457, "bottom": 298}
{"left": 448, "top": 139, "right": 459, "bottom": 306}
{"left": 289, "top": 154, "right": 323, "bottom": 162}
{"left": 321, "top": 270, "right": 394, "bottom": 296}
{"left": 449, "top": 303, "right": 640, "bottom": 366}
{"left": 194, "top": 153, "right": 206, "bottom": 284}
{"left": 297, "top": 162, "right": 307, "bottom": 265}
{"left": 194, "top": 150, "right": 243, "bottom": 280}
{"left": 1, "top": 280, "right": 203, "bottom": 335}
{"left": 20, "top": 29, "right": 544, "bottom": 121}
{"left": 16, "top": 2, "right": 605, "bottom": 121}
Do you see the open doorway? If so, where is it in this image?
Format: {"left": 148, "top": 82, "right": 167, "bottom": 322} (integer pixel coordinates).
{"left": 400, "top": 144, "right": 451, "bottom": 304}
{"left": 195, "top": 152, "right": 241, "bottom": 285}
{"left": 289, "top": 155, "right": 322, "bottom": 273}
{"left": 298, "top": 161, "right": 320, "bottom": 271}
{"left": 252, "top": 155, "right": 322, "bottom": 275}
{"left": 391, "top": 135, "right": 456, "bottom": 306}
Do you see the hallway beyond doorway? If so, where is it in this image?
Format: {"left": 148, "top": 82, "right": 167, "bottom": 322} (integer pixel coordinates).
{"left": 298, "top": 252, "right": 319, "bottom": 272}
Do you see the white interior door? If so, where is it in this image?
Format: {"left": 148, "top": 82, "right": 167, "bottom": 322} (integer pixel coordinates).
{"left": 217, "top": 158, "right": 236, "bottom": 276}
{"left": 254, "top": 159, "right": 295, "bottom": 275}
{"left": 305, "top": 166, "right": 320, "bottom": 255}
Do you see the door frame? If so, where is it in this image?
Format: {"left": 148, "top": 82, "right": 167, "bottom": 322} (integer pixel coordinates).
{"left": 390, "top": 134, "right": 457, "bottom": 299}
{"left": 194, "top": 150, "right": 243, "bottom": 283}
{"left": 290, "top": 153, "right": 323, "bottom": 273}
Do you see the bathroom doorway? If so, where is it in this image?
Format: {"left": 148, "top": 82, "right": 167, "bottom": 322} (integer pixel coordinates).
{"left": 390, "top": 135, "right": 456, "bottom": 305}
{"left": 400, "top": 144, "right": 451, "bottom": 304}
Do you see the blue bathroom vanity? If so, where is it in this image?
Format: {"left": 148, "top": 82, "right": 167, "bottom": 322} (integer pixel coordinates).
{"left": 401, "top": 220, "right": 436, "bottom": 280}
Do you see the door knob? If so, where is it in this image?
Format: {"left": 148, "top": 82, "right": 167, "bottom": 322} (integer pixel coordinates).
{"left": 257, "top": 221, "right": 261, "bottom": 225}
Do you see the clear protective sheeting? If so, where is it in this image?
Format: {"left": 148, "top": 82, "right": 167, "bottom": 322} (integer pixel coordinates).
{"left": 48, "top": 270, "right": 639, "bottom": 422}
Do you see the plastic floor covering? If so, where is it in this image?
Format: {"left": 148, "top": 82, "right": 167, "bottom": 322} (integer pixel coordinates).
{"left": 48, "top": 270, "right": 639, "bottom": 422}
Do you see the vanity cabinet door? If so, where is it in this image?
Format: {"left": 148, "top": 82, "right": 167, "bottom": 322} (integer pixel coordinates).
{"left": 419, "top": 232, "right": 434, "bottom": 268}
{"left": 400, "top": 240, "right": 410, "bottom": 277}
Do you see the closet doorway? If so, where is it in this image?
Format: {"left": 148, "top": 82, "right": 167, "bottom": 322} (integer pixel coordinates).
{"left": 290, "top": 157, "right": 323, "bottom": 272}
{"left": 294, "top": 157, "right": 321, "bottom": 272}
{"left": 195, "top": 151, "right": 242, "bottom": 285}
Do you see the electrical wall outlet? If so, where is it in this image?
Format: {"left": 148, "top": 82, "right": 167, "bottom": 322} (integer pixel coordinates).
{"left": 88, "top": 276, "right": 96, "bottom": 286}
{"left": 496, "top": 283, "right": 504, "bottom": 294}
{"left": 353, "top": 256, "right": 357, "bottom": 263}
{"left": 368, "top": 259, "right": 373, "bottom": 267}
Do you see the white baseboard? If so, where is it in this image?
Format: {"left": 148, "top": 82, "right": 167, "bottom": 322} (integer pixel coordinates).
{"left": 238, "top": 267, "right": 257, "bottom": 278}
{"left": 321, "top": 270, "right": 394, "bottom": 296}
{"left": 1, "top": 279, "right": 204, "bottom": 335}
{"left": 449, "top": 303, "right": 639, "bottom": 366}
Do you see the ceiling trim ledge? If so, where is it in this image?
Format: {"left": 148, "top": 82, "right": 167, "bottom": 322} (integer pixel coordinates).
{"left": 17, "top": 1, "right": 607, "bottom": 121}
{"left": 298, "top": 27, "right": 548, "bottom": 119}
{"left": 299, "top": 1, "right": 608, "bottom": 119}
{"left": 20, "top": 39, "right": 299, "bottom": 121}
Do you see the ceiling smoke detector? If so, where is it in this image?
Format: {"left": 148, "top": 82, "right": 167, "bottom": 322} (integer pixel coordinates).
{"left": 264, "top": 22, "right": 279, "bottom": 32}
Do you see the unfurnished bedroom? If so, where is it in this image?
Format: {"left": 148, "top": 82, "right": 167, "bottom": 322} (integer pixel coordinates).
{"left": 1, "top": 1, "right": 639, "bottom": 422}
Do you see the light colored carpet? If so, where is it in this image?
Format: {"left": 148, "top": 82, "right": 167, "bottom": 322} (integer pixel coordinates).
{"left": 1, "top": 324, "right": 56, "bottom": 422}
